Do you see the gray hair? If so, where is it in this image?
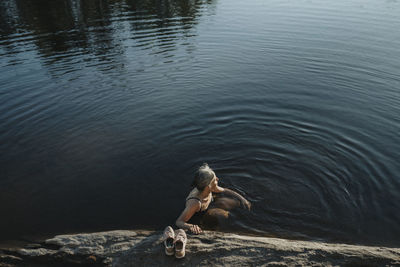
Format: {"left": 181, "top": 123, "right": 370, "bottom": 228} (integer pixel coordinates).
{"left": 192, "top": 163, "right": 215, "bottom": 191}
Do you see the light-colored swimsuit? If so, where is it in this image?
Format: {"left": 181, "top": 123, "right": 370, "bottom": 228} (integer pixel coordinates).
{"left": 185, "top": 188, "right": 213, "bottom": 212}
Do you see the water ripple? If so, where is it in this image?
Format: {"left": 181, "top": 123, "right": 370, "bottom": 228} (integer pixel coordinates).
{"left": 0, "top": 0, "right": 400, "bottom": 246}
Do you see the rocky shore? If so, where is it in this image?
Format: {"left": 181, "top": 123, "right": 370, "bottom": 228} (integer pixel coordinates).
{"left": 1, "top": 230, "right": 399, "bottom": 266}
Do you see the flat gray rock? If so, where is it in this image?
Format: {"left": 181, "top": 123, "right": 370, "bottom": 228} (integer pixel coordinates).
{"left": 1, "top": 230, "right": 399, "bottom": 266}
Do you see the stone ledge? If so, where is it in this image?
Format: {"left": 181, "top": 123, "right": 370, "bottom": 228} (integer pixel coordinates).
{"left": 1, "top": 230, "right": 399, "bottom": 266}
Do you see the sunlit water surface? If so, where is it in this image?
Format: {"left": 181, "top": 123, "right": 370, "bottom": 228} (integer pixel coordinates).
{"left": 1, "top": 0, "right": 400, "bottom": 246}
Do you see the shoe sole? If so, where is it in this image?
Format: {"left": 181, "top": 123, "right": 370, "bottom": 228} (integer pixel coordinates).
{"left": 175, "top": 251, "right": 185, "bottom": 258}
{"left": 165, "top": 247, "right": 175, "bottom": 256}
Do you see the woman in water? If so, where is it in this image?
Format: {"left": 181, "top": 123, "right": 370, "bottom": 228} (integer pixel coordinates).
{"left": 176, "top": 163, "right": 251, "bottom": 234}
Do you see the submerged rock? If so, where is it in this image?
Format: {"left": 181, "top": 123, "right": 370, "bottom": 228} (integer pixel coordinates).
{"left": 0, "top": 230, "right": 399, "bottom": 266}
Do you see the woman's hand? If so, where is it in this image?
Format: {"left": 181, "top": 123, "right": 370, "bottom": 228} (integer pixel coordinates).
{"left": 242, "top": 199, "right": 251, "bottom": 210}
{"left": 189, "top": 224, "right": 202, "bottom": 234}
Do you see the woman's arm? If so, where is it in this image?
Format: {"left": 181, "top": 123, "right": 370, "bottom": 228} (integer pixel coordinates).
{"left": 220, "top": 188, "right": 251, "bottom": 210}
{"left": 175, "top": 200, "right": 203, "bottom": 234}
{"left": 211, "top": 185, "right": 225, "bottom": 193}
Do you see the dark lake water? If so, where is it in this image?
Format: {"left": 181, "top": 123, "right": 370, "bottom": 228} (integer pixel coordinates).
{"left": 1, "top": 0, "right": 400, "bottom": 247}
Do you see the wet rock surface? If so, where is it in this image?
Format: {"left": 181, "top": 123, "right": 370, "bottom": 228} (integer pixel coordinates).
{"left": 1, "top": 230, "right": 400, "bottom": 266}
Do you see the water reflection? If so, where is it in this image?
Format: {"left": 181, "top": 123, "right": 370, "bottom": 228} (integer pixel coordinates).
{"left": 0, "top": 0, "right": 214, "bottom": 240}
{"left": 1, "top": 0, "right": 399, "bottom": 247}
{"left": 0, "top": 0, "right": 213, "bottom": 74}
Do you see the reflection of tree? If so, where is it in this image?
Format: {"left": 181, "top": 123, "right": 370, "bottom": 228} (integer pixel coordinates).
{"left": 0, "top": 0, "right": 214, "bottom": 73}
{"left": 127, "top": 0, "right": 203, "bottom": 21}
{"left": 126, "top": 0, "right": 203, "bottom": 49}
{"left": 0, "top": 1, "right": 19, "bottom": 36}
